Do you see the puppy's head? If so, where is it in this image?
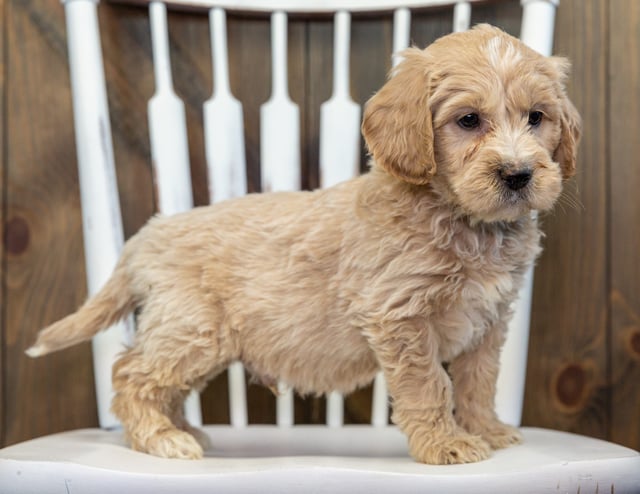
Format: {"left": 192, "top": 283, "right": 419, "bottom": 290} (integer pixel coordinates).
{"left": 362, "top": 24, "right": 581, "bottom": 223}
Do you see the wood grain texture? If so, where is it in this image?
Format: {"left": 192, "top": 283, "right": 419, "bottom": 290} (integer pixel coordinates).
{"left": 523, "top": 0, "right": 609, "bottom": 440}
{"left": 0, "top": 0, "right": 6, "bottom": 447}
{"left": 608, "top": 0, "right": 640, "bottom": 451}
{"left": 351, "top": 14, "right": 390, "bottom": 176}
{"left": 3, "top": 0, "right": 98, "bottom": 444}
{"left": 164, "top": 8, "right": 210, "bottom": 207}
{"left": 98, "top": 3, "right": 157, "bottom": 235}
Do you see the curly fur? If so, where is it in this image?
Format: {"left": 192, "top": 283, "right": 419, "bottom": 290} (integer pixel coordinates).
{"left": 27, "top": 25, "right": 580, "bottom": 464}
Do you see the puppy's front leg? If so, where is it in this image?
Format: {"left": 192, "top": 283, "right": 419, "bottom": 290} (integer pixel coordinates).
{"left": 367, "top": 319, "right": 491, "bottom": 464}
{"left": 449, "top": 318, "right": 523, "bottom": 450}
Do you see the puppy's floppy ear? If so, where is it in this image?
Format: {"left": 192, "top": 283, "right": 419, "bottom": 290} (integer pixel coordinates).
{"left": 362, "top": 48, "right": 435, "bottom": 185}
{"left": 554, "top": 96, "right": 581, "bottom": 179}
{"left": 550, "top": 57, "right": 582, "bottom": 180}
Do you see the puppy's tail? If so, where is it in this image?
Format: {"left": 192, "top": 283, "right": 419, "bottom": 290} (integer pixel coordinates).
{"left": 25, "top": 261, "right": 136, "bottom": 358}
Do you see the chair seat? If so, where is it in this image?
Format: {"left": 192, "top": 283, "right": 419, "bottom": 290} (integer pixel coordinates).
{"left": 1, "top": 426, "right": 638, "bottom": 493}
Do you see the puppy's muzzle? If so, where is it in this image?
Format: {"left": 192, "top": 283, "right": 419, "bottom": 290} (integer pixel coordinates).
{"left": 499, "top": 168, "right": 532, "bottom": 191}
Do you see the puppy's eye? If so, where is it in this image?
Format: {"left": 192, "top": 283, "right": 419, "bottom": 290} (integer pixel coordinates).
{"left": 458, "top": 113, "right": 481, "bottom": 130}
{"left": 528, "top": 110, "right": 543, "bottom": 127}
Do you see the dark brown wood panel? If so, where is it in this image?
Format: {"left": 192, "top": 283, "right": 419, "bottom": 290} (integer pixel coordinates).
{"left": 306, "top": 18, "right": 332, "bottom": 190}
{"left": 3, "top": 0, "right": 98, "bottom": 444}
{"left": 608, "top": 0, "right": 640, "bottom": 451}
{"left": 469, "top": 0, "right": 521, "bottom": 34}
{"left": 0, "top": 0, "right": 6, "bottom": 446}
{"left": 411, "top": 7, "right": 457, "bottom": 47}
{"left": 99, "top": 3, "right": 157, "bottom": 235}
{"left": 524, "top": 0, "right": 609, "bottom": 440}
{"left": 166, "top": 8, "right": 212, "bottom": 207}
{"left": 351, "top": 14, "right": 392, "bottom": 176}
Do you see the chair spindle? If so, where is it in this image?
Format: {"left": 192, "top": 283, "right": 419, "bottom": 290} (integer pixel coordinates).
{"left": 260, "top": 11, "right": 301, "bottom": 194}
{"left": 148, "top": 1, "right": 203, "bottom": 427}
{"left": 453, "top": 2, "right": 471, "bottom": 32}
{"left": 203, "top": 6, "right": 249, "bottom": 428}
{"left": 62, "top": 0, "right": 133, "bottom": 429}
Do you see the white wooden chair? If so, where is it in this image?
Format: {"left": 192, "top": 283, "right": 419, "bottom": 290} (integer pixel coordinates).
{"left": 1, "top": 0, "right": 639, "bottom": 492}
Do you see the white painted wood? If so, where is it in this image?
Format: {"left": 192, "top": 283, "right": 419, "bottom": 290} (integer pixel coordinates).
{"left": 147, "top": 1, "right": 203, "bottom": 428}
{"left": 326, "top": 391, "right": 344, "bottom": 428}
{"left": 319, "top": 11, "right": 361, "bottom": 188}
{"left": 203, "top": 7, "right": 249, "bottom": 428}
{"left": 453, "top": 1, "right": 471, "bottom": 32}
{"left": 148, "top": 2, "right": 194, "bottom": 215}
{"left": 260, "top": 11, "right": 300, "bottom": 194}
{"left": 496, "top": 265, "right": 534, "bottom": 426}
{"left": 63, "top": 0, "right": 133, "bottom": 430}
{"left": 204, "top": 7, "right": 248, "bottom": 203}
{"left": 392, "top": 7, "right": 410, "bottom": 66}
{"left": 276, "top": 381, "right": 294, "bottom": 427}
{"left": 121, "top": 0, "right": 494, "bottom": 13}
{"left": 520, "top": 0, "right": 559, "bottom": 56}
{"left": 227, "top": 362, "right": 249, "bottom": 427}
{"left": 4, "top": 427, "right": 640, "bottom": 492}
{"left": 371, "top": 370, "right": 389, "bottom": 426}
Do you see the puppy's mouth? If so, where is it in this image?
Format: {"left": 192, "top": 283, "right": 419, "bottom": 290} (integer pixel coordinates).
{"left": 492, "top": 166, "right": 562, "bottom": 220}
{"left": 501, "top": 187, "right": 530, "bottom": 205}
{"left": 446, "top": 159, "right": 563, "bottom": 224}
{"left": 470, "top": 168, "right": 537, "bottom": 223}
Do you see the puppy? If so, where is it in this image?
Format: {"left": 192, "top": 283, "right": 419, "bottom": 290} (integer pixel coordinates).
{"left": 27, "top": 24, "right": 580, "bottom": 464}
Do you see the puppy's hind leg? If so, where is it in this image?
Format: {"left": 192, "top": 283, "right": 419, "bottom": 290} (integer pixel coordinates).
{"left": 167, "top": 371, "right": 227, "bottom": 452}
{"left": 111, "top": 349, "right": 203, "bottom": 459}
{"left": 112, "top": 307, "right": 233, "bottom": 459}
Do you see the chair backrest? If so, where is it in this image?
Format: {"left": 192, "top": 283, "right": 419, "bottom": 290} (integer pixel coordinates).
{"left": 60, "top": 0, "right": 559, "bottom": 431}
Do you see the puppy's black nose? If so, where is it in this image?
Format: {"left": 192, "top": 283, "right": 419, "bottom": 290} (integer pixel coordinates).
{"left": 500, "top": 169, "right": 532, "bottom": 191}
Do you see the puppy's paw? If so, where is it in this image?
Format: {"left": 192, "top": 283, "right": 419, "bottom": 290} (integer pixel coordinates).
{"left": 410, "top": 432, "right": 491, "bottom": 464}
{"left": 480, "top": 422, "right": 523, "bottom": 450}
{"left": 182, "top": 424, "right": 212, "bottom": 451}
{"left": 143, "top": 429, "right": 204, "bottom": 459}
{"left": 458, "top": 417, "right": 523, "bottom": 450}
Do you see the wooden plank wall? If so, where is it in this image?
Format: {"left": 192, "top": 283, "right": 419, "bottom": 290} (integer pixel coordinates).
{"left": 524, "top": 0, "right": 610, "bottom": 440}
{"left": 0, "top": 0, "right": 6, "bottom": 445}
{"left": 609, "top": 0, "right": 640, "bottom": 447}
{"left": 1, "top": 0, "right": 639, "bottom": 451}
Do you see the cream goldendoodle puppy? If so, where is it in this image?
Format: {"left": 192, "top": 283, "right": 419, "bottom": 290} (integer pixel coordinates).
{"left": 28, "top": 24, "right": 580, "bottom": 464}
